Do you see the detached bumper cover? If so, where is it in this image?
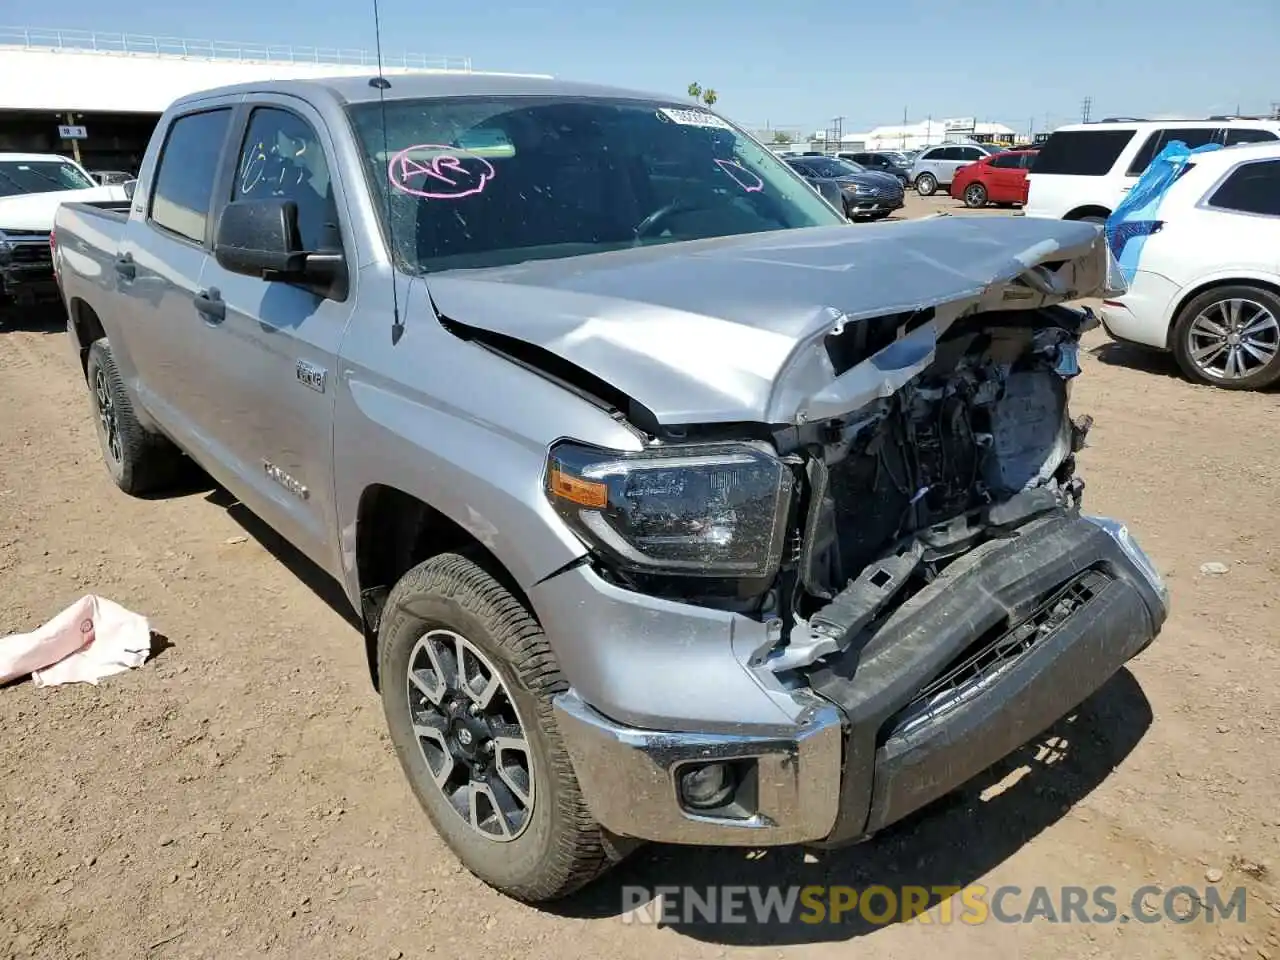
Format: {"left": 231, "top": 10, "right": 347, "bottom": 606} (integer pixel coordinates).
{"left": 553, "top": 511, "right": 1165, "bottom": 846}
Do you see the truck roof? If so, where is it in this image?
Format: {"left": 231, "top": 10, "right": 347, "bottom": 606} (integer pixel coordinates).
{"left": 171, "top": 73, "right": 680, "bottom": 112}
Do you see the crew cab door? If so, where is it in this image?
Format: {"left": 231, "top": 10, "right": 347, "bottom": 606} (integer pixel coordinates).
{"left": 195, "top": 97, "right": 356, "bottom": 568}
{"left": 114, "top": 103, "right": 238, "bottom": 444}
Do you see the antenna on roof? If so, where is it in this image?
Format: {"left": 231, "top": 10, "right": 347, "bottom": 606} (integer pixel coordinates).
{"left": 369, "top": 0, "right": 404, "bottom": 345}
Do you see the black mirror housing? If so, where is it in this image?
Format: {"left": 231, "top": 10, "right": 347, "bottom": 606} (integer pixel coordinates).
{"left": 214, "top": 198, "right": 308, "bottom": 278}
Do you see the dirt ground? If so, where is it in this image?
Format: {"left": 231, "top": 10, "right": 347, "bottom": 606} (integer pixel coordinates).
{"left": 2, "top": 192, "right": 1279, "bottom": 960}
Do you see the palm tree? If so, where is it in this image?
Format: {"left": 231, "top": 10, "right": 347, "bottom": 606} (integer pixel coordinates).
{"left": 702, "top": 88, "right": 718, "bottom": 107}
{"left": 687, "top": 82, "right": 703, "bottom": 100}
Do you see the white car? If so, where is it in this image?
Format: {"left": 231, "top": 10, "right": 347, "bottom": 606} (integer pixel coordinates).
{"left": 0, "top": 152, "right": 129, "bottom": 232}
{"left": 908, "top": 142, "right": 1002, "bottom": 196}
{"left": 1025, "top": 118, "right": 1280, "bottom": 223}
{"left": 1099, "top": 142, "right": 1280, "bottom": 390}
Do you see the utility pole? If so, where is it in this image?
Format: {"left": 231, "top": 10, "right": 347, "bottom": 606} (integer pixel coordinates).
{"left": 1081, "top": 96, "right": 1093, "bottom": 123}
{"left": 831, "top": 116, "right": 844, "bottom": 154}
{"left": 901, "top": 106, "right": 908, "bottom": 150}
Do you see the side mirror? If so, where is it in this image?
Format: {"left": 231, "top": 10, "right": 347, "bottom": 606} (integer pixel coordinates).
{"left": 213, "top": 198, "right": 346, "bottom": 295}
{"left": 123, "top": 180, "right": 137, "bottom": 201}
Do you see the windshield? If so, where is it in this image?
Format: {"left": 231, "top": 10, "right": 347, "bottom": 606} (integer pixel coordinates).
{"left": 0, "top": 159, "right": 96, "bottom": 198}
{"left": 348, "top": 96, "right": 844, "bottom": 273}
{"left": 800, "top": 156, "right": 864, "bottom": 177}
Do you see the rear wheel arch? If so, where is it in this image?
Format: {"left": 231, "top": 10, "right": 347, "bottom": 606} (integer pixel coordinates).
{"left": 354, "top": 483, "right": 535, "bottom": 688}
{"left": 69, "top": 299, "right": 106, "bottom": 376}
{"left": 1168, "top": 276, "right": 1280, "bottom": 333}
{"left": 1064, "top": 205, "right": 1112, "bottom": 223}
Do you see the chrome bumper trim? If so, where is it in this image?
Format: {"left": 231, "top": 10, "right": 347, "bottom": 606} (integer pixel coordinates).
{"left": 553, "top": 690, "right": 843, "bottom": 845}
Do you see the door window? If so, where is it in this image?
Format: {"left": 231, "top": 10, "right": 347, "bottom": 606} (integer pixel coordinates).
{"left": 1222, "top": 127, "right": 1279, "bottom": 146}
{"left": 149, "top": 108, "right": 233, "bottom": 244}
{"left": 1126, "top": 128, "right": 1219, "bottom": 176}
{"left": 233, "top": 107, "right": 342, "bottom": 252}
{"left": 1031, "top": 130, "right": 1135, "bottom": 176}
{"left": 958, "top": 147, "right": 984, "bottom": 161}
{"left": 989, "top": 153, "right": 1022, "bottom": 169}
{"left": 1206, "top": 160, "right": 1280, "bottom": 216}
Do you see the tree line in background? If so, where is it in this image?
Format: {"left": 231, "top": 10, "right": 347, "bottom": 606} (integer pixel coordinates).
{"left": 686, "top": 82, "right": 718, "bottom": 107}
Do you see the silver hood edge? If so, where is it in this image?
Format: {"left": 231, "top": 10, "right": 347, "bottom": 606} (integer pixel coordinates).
{"left": 422, "top": 216, "right": 1121, "bottom": 427}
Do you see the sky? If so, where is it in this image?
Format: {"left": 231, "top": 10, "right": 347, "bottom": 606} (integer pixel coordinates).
{"left": 20, "top": 0, "right": 1280, "bottom": 137}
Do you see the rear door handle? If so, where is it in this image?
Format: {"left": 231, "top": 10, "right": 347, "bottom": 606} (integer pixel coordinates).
{"left": 194, "top": 287, "right": 226, "bottom": 323}
{"left": 113, "top": 253, "right": 136, "bottom": 281}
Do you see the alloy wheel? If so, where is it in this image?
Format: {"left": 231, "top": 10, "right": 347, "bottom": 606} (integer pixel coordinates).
{"left": 1187, "top": 297, "right": 1279, "bottom": 381}
{"left": 93, "top": 367, "right": 122, "bottom": 464}
{"left": 405, "top": 629, "right": 534, "bottom": 841}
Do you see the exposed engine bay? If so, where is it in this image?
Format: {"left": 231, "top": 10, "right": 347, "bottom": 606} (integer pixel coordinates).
{"left": 768, "top": 305, "right": 1096, "bottom": 672}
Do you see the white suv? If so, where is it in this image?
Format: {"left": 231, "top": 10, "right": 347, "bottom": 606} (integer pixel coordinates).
{"left": 909, "top": 142, "right": 1001, "bottom": 196}
{"left": 1024, "top": 119, "right": 1280, "bottom": 222}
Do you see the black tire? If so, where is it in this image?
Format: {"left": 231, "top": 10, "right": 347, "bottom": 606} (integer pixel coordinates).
{"left": 1171, "top": 284, "right": 1280, "bottom": 391}
{"left": 85, "top": 338, "right": 186, "bottom": 495}
{"left": 962, "top": 182, "right": 988, "bottom": 208}
{"left": 378, "top": 552, "right": 609, "bottom": 902}
{"left": 915, "top": 172, "right": 937, "bottom": 196}
{"left": 1078, "top": 214, "right": 1107, "bottom": 225}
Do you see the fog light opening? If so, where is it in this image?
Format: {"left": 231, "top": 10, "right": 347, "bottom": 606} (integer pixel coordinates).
{"left": 679, "top": 762, "right": 737, "bottom": 810}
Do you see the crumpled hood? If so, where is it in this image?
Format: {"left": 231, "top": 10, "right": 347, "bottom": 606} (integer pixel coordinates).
{"left": 0, "top": 186, "right": 125, "bottom": 233}
{"left": 426, "top": 215, "right": 1116, "bottom": 426}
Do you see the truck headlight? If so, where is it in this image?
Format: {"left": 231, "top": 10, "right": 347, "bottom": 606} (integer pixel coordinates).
{"left": 545, "top": 440, "right": 794, "bottom": 578}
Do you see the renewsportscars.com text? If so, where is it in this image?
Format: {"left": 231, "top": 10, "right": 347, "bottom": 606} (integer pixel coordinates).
{"left": 621, "top": 884, "right": 1249, "bottom": 926}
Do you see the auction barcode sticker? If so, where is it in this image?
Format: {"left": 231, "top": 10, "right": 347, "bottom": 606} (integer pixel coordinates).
{"left": 659, "top": 108, "right": 732, "bottom": 130}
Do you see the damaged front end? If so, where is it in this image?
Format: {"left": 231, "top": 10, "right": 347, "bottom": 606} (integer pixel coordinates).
{"left": 773, "top": 303, "right": 1100, "bottom": 673}
{"left": 542, "top": 226, "right": 1168, "bottom": 848}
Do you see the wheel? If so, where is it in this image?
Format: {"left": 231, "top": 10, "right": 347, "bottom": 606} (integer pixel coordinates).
{"left": 1171, "top": 284, "right": 1280, "bottom": 390}
{"left": 915, "top": 172, "right": 937, "bottom": 196}
{"left": 378, "top": 552, "right": 609, "bottom": 902}
{"left": 962, "top": 183, "right": 988, "bottom": 208}
{"left": 85, "top": 338, "right": 186, "bottom": 495}
{"left": 1078, "top": 214, "right": 1107, "bottom": 225}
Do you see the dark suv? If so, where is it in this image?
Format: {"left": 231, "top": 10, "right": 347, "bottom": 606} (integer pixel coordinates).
{"left": 839, "top": 151, "right": 912, "bottom": 187}
{"left": 785, "top": 156, "right": 905, "bottom": 220}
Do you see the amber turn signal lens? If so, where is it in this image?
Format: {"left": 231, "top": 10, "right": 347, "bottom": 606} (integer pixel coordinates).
{"left": 548, "top": 468, "right": 608, "bottom": 509}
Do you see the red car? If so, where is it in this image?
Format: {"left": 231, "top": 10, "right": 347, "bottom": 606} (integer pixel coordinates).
{"left": 949, "top": 149, "right": 1038, "bottom": 208}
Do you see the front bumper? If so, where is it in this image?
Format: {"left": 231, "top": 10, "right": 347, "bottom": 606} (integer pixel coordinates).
{"left": 0, "top": 234, "right": 58, "bottom": 306}
{"left": 846, "top": 192, "right": 906, "bottom": 216}
{"left": 552, "top": 511, "right": 1165, "bottom": 846}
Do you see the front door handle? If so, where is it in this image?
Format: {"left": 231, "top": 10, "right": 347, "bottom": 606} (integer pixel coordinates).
{"left": 194, "top": 287, "right": 226, "bottom": 323}
{"left": 113, "top": 253, "right": 136, "bottom": 281}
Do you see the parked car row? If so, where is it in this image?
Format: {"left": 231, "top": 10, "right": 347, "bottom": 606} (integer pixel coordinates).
{"left": 1021, "top": 117, "right": 1280, "bottom": 392}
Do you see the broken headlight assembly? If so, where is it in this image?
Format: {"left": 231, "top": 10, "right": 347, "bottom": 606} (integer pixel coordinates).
{"left": 545, "top": 440, "right": 795, "bottom": 579}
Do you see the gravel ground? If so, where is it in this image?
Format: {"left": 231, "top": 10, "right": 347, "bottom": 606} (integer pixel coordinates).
{"left": 1, "top": 192, "right": 1278, "bottom": 960}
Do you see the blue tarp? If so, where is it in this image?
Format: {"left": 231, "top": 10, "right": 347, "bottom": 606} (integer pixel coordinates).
{"left": 1105, "top": 139, "right": 1222, "bottom": 284}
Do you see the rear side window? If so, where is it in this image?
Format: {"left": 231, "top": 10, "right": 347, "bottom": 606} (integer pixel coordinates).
{"left": 1020, "top": 152, "right": 1039, "bottom": 169}
{"left": 1223, "top": 127, "right": 1279, "bottom": 146}
{"left": 1030, "top": 129, "right": 1135, "bottom": 176}
{"left": 1207, "top": 160, "right": 1280, "bottom": 216}
{"left": 149, "top": 108, "right": 232, "bottom": 244}
{"left": 1126, "top": 127, "right": 1219, "bottom": 175}
{"left": 921, "top": 148, "right": 944, "bottom": 160}
{"left": 990, "top": 153, "right": 1021, "bottom": 169}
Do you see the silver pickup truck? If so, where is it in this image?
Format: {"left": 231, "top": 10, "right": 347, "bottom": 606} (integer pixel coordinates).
{"left": 53, "top": 74, "right": 1169, "bottom": 903}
